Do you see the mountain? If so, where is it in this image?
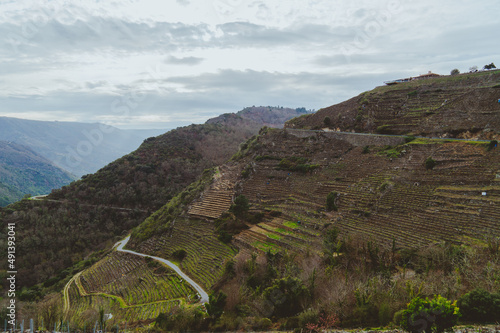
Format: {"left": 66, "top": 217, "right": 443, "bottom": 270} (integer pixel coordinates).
{"left": 0, "top": 117, "right": 147, "bottom": 177}
{"left": 54, "top": 73, "right": 500, "bottom": 329}
{"left": 287, "top": 69, "right": 500, "bottom": 139}
{"left": 5, "top": 72, "right": 499, "bottom": 330}
{"left": 50, "top": 106, "right": 310, "bottom": 210}
{"left": 0, "top": 141, "right": 75, "bottom": 206}
{"left": 0, "top": 106, "right": 307, "bottom": 293}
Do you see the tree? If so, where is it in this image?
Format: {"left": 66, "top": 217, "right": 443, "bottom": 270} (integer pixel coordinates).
{"left": 457, "top": 289, "right": 500, "bottom": 322}
{"left": 323, "top": 116, "right": 332, "bottom": 127}
{"left": 469, "top": 66, "right": 478, "bottom": 72}
{"left": 205, "top": 292, "right": 227, "bottom": 319}
{"left": 326, "top": 191, "right": 338, "bottom": 211}
{"left": 450, "top": 68, "right": 460, "bottom": 75}
{"left": 483, "top": 63, "right": 496, "bottom": 70}
{"left": 425, "top": 157, "right": 436, "bottom": 170}
{"left": 229, "top": 195, "right": 249, "bottom": 217}
{"left": 263, "top": 277, "right": 310, "bottom": 317}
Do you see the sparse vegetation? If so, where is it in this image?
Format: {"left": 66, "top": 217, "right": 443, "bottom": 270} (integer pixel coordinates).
{"left": 425, "top": 157, "right": 437, "bottom": 169}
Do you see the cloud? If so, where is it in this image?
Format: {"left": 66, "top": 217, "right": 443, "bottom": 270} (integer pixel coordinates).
{"left": 165, "top": 55, "right": 204, "bottom": 65}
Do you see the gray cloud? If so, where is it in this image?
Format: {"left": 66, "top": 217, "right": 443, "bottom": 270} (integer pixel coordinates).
{"left": 164, "top": 55, "right": 204, "bottom": 65}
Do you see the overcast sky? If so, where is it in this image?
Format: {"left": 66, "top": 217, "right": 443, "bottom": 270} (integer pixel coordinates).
{"left": 0, "top": 0, "right": 498, "bottom": 129}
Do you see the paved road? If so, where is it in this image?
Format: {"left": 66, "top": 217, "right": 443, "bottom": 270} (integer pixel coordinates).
{"left": 114, "top": 236, "right": 209, "bottom": 304}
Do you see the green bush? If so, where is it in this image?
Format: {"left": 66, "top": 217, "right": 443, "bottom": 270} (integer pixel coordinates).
{"left": 326, "top": 191, "right": 338, "bottom": 211}
{"left": 399, "top": 295, "right": 460, "bottom": 333}
{"left": 487, "top": 140, "right": 498, "bottom": 151}
{"left": 425, "top": 157, "right": 437, "bottom": 170}
{"left": 263, "top": 277, "right": 310, "bottom": 317}
{"left": 323, "top": 116, "right": 332, "bottom": 127}
{"left": 457, "top": 289, "right": 500, "bottom": 323}
{"left": 230, "top": 195, "right": 250, "bottom": 217}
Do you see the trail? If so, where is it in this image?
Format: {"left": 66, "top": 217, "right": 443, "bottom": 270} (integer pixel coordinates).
{"left": 63, "top": 272, "right": 82, "bottom": 315}
{"left": 114, "top": 236, "right": 209, "bottom": 304}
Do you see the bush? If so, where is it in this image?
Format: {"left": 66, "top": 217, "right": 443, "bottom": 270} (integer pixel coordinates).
{"left": 425, "top": 157, "right": 437, "bottom": 170}
{"left": 230, "top": 195, "right": 250, "bottom": 217}
{"left": 263, "top": 277, "right": 310, "bottom": 317}
{"left": 399, "top": 295, "right": 460, "bottom": 333}
{"left": 326, "top": 191, "right": 338, "bottom": 211}
{"left": 487, "top": 140, "right": 498, "bottom": 151}
{"left": 323, "top": 116, "right": 332, "bottom": 127}
{"left": 457, "top": 289, "right": 500, "bottom": 323}
{"left": 172, "top": 249, "right": 187, "bottom": 261}
{"left": 450, "top": 69, "right": 460, "bottom": 75}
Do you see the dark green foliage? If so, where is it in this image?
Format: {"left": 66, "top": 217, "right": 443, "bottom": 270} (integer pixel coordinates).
{"left": 408, "top": 90, "right": 418, "bottom": 97}
{"left": 326, "top": 191, "right": 338, "bottom": 211}
{"left": 450, "top": 69, "right": 460, "bottom": 75}
{"left": 217, "top": 230, "right": 233, "bottom": 244}
{"left": 323, "top": 116, "right": 332, "bottom": 127}
{"left": 483, "top": 63, "right": 496, "bottom": 70}
{"left": 206, "top": 292, "right": 227, "bottom": 319}
{"left": 155, "top": 306, "right": 206, "bottom": 332}
{"left": 399, "top": 296, "right": 460, "bottom": 333}
{"left": 487, "top": 140, "right": 498, "bottom": 151}
{"left": 172, "top": 249, "right": 187, "bottom": 261}
{"left": 277, "top": 157, "right": 319, "bottom": 173}
{"left": 425, "top": 157, "right": 437, "bottom": 170}
{"left": 230, "top": 195, "right": 250, "bottom": 217}
{"left": 263, "top": 277, "right": 310, "bottom": 317}
{"left": 457, "top": 289, "right": 500, "bottom": 322}
{"left": 405, "top": 135, "right": 416, "bottom": 143}
{"left": 362, "top": 145, "right": 370, "bottom": 154}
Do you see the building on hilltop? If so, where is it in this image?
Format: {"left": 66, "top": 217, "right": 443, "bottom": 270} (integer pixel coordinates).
{"left": 384, "top": 71, "right": 441, "bottom": 85}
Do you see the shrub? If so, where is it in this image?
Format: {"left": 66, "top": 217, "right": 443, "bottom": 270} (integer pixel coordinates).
{"left": 326, "top": 191, "right": 338, "bottom": 211}
{"left": 323, "top": 116, "right": 332, "bottom": 127}
{"left": 399, "top": 295, "right": 460, "bottom": 333}
{"left": 172, "top": 249, "right": 187, "bottom": 261}
{"left": 230, "top": 195, "right": 250, "bottom": 217}
{"left": 263, "top": 277, "right": 310, "bottom": 317}
{"left": 362, "top": 145, "right": 370, "bottom": 154}
{"left": 487, "top": 140, "right": 498, "bottom": 151}
{"left": 457, "top": 289, "right": 500, "bottom": 323}
{"left": 425, "top": 157, "right": 437, "bottom": 170}
{"left": 450, "top": 69, "right": 460, "bottom": 75}
{"left": 206, "top": 292, "right": 227, "bottom": 319}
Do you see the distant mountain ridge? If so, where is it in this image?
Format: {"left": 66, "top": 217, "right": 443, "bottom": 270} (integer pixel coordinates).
{"left": 0, "top": 117, "right": 147, "bottom": 177}
{"left": 0, "top": 141, "right": 75, "bottom": 206}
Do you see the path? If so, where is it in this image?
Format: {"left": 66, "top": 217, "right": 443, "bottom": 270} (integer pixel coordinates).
{"left": 63, "top": 272, "right": 82, "bottom": 315}
{"left": 114, "top": 236, "right": 209, "bottom": 304}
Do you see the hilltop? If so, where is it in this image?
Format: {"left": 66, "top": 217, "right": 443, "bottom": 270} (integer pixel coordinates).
{"left": 0, "top": 141, "right": 75, "bottom": 206}
{"left": 287, "top": 70, "right": 500, "bottom": 139}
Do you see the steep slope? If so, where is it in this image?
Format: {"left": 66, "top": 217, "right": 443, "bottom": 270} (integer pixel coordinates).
{"left": 0, "top": 141, "right": 75, "bottom": 206}
{"left": 71, "top": 128, "right": 499, "bottom": 327}
{"left": 286, "top": 70, "right": 500, "bottom": 139}
{"left": 0, "top": 117, "right": 145, "bottom": 177}
{"left": 0, "top": 106, "right": 304, "bottom": 293}
{"left": 50, "top": 107, "right": 309, "bottom": 210}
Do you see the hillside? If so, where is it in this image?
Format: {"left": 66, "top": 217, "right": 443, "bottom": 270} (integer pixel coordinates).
{"left": 5, "top": 79, "right": 500, "bottom": 330}
{"left": 0, "top": 117, "right": 146, "bottom": 177}
{"left": 286, "top": 70, "right": 500, "bottom": 139}
{"left": 0, "top": 141, "right": 75, "bottom": 206}
{"left": 0, "top": 106, "right": 305, "bottom": 293}
{"left": 50, "top": 107, "right": 309, "bottom": 210}
{"left": 60, "top": 128, "right": 499, "bottom": 328}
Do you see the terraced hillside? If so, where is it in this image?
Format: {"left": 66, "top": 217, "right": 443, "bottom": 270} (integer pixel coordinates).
{"left": 66, "top": 251, "right": 195, "bottom": 327}
{"left": 227, "top": 129, "right": 500, "bottom": 251}
{"left": 286, "top": 70, "right": 500, "bottom": 139}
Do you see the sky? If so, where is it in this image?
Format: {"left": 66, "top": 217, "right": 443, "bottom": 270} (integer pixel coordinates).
{"left": 0, "top": 0, "right": 498, "bottom": 129}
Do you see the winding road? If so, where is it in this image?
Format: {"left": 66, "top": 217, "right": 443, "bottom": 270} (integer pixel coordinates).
{"left": 114, "top": 236, "right": 209, "bottom": 304}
